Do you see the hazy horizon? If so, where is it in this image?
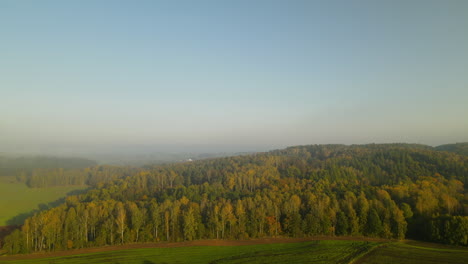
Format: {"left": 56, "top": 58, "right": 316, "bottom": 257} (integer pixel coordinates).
{"left": 1, "top": 141, "right": 464, "bottom": 159}
{"left": 2, "top": 0, "right": 468, "bottom": 155}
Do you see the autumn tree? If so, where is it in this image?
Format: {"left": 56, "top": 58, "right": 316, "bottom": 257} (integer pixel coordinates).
{"left": 115, "top": 202, "right": 126, "bottom": 244}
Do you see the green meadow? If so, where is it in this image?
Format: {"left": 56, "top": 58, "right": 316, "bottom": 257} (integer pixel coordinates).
{"left": 0, "top": 176, "right": 87, "bottom": 226}
{"left": 1, "top": 240, "right": 466, "bottom": 264}
{"left": 356, "top": 242, "right": 468, "bottom": 264}
{"left": 0, "top": 241, "right": 373, "bottom": 264}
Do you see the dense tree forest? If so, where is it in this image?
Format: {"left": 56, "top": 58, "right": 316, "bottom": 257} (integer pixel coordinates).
{"left": 436, "top": 143, "right": 468, "bottom": 157}
{"left": 3, "top": 144, "right": 468, "bottom": 254}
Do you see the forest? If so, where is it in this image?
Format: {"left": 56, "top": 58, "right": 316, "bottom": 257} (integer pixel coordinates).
{"left": 2, "top": 144, "right": 468, "bottom": 254}
{"left": 435, "top": 142, "right": 468, "bottom": 156}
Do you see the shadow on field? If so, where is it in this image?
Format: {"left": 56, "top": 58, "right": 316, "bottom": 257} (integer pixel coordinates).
{"left": 141, "top": 260, "right": 170, "bottom": 264}
{"left": 5, "top": 188, "right": 91, "bottom": 226}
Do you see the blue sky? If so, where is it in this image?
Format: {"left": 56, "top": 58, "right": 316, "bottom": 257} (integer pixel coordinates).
{"left": 1, "top": 0, "right": 467, "bottom": 153}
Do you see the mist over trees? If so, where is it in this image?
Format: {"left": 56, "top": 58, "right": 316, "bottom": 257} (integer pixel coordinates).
{"left": 0, "top": 156, "right": 97, "bottom": 179}
{"left": 2, "top": 144, "right": 468, "bottom": 254}
{"left": 15, "top": 166, "right": 138, "bottom": 188}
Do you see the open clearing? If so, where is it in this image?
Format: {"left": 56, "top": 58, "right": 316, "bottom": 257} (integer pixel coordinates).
{"left": 0, "top": 176, "right": 87, "bottom": 225}
{"left": 1, "top": 238, "right": 465, "bottom": 264}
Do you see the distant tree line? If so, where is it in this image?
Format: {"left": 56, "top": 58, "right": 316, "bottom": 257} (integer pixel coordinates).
{"left": 3, "top": 144, "right": 468, "bottom": 254}
{"left": 0, "top": 156, "right": 97, "bottom": 180}
{"left": 435, "top": 142, "right": 468, "bottom": 157}
{"left": 14, "top": 166, "right": 139, "bottom": 188}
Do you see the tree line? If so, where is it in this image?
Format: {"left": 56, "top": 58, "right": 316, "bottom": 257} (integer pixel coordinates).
{"left": 14, "top": 165, "right": 139, "bottom": 188}
{"left": 0, "top": 156, "right": 97, "bottom": 177}
{"left": 3, "top": 144, "right": 468, "bottom": 254}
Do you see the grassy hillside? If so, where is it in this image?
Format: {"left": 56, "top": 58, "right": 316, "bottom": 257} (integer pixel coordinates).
{"left": 0, "top": 177, "right": 87, "bottom": 226}
{"left": 0, "top": 240, "right": 467, "bottom": 264}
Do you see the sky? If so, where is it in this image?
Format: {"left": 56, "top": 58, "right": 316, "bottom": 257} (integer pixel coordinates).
{"left": 1, "top": 0, "right": 468, "bottom": 155}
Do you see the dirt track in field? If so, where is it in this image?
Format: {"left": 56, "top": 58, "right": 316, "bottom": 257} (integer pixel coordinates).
{"left": 0, "top": 236, "right": 390, "bottom": 261}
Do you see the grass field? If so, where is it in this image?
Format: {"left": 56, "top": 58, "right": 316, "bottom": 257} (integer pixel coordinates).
{"left": 1, "top": 239, "right": 466, "bottom": 264}
{"left": 356, "top": 241, "right": 468, "bottom": 264}
{"left": 0, "top": 240, "right": 377, "bottom": 264}
{"left": 0, "top": 176, "right": 88, "bottom": 225}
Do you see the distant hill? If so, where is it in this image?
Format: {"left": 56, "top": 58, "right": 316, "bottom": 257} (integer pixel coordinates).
{"left": 0, "top": 155, "right": 97, "bottom": 176}
{"left": 435, "top": 143, "right": 468, "bottom": 156}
